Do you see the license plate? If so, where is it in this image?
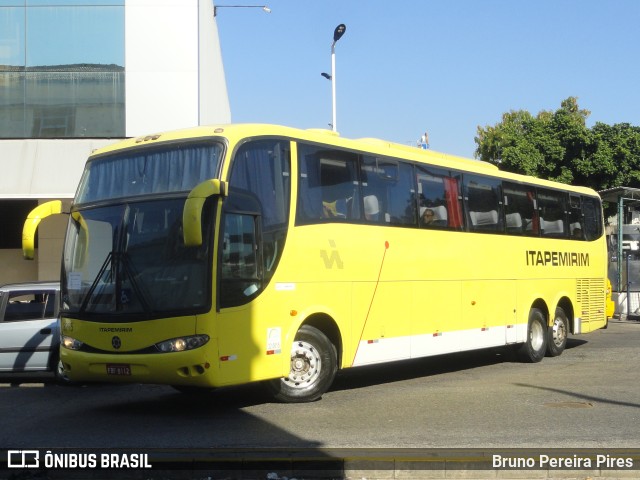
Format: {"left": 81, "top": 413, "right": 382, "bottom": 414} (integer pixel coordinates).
{"left": 106, "top": 364, "right": 131, "bottom": 376}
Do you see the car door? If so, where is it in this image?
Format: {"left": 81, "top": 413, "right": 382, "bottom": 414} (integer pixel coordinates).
{"left": 0, "top": 288, "right": 59, "bottom": 372}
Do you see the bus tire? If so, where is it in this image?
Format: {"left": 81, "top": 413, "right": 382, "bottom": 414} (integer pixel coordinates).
{"left": 518, "top": 308, "right": 547, "bottom": 363}
{"left": 267, "top": 325, "right": 337, "bottom": 403}
{"left": 546, "top": 307, "right": 568, "bottom": 357}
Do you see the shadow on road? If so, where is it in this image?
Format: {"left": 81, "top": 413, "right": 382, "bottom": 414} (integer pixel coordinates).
{"left": 2, "top": 338, "right": 592, "bottom": 405}
{"left": 328, "top": 337, "right": 589, "bottom": 393}
{"left": 513, "top": 382, "right": 640, "bottom": 409}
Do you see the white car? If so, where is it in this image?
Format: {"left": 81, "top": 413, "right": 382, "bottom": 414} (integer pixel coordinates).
{"left": 0, "top": 281, "right": 66, "bottom": 382}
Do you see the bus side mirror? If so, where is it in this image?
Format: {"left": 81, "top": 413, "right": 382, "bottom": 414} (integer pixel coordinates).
{"left": 183, "top": 179, "right": 226, "bottom": 247}
{"left": 22, "top": 200, "right": 63, "bottom": 260}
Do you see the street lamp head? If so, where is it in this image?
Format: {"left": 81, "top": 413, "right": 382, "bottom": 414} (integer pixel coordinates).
{"left": 327, "top": 23, "right": 345, "bottom": 133}
{"left": 333, "top": 24, "right": 346, "bottom": 43}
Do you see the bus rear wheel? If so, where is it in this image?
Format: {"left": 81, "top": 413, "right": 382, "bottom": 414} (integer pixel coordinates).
{"left": 518, "top": 308, "right": 547, "bottom": 363}
{"left": 546, "top": 307, "right": 568, "bottom": 357}
{"left": 267, "top": 325, "right": 337, "bottom": 403}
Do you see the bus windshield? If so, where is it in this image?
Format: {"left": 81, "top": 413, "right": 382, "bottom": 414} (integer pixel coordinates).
{"left": 62, "top": 198, "right": 214, "bottom": 319}
{"left": 61, "top": 141, "right": 223, "bottom": 319}
{"left": 75, "top": 141, "right": 223, "bottom": 204}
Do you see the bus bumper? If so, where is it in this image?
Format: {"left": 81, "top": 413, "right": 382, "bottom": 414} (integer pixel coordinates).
{"left": 60, "top": 347, "right": 219, "bottom": 387}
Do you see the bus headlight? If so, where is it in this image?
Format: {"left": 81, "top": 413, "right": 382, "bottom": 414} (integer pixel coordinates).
{"left": 61, "top": 335, "right": 84, "bottom": 351}
{"left": 155, "top": 334, "right": 209, "bottom": 353}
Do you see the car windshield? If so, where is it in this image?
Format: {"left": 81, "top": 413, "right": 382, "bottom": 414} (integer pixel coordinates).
{"left": 62, "top": 197, "right": 214, "bottom": 319}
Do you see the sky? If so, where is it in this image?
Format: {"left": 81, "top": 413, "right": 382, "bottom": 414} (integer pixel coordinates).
{"left": 215, "top": 0, "right": 640, "bottom": 159}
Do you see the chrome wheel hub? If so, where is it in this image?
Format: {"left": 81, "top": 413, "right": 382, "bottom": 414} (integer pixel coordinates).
{"left": 284, "top": 340, "right": 321, "bottom": 389}
{"left": 531, "top": 320, "right": 544, "bottom": 351}
{"left": 551, "top": 317, "right": 567, "bottom": 347}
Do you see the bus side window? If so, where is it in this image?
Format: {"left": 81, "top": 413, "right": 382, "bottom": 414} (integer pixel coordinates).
{"left": 538, "top": 189, "right": 567, "bottom": 238}
{"left": 386, "top": 161, "right": 415, "bottom": 225}
{"left": 228, "top": 139, "right": 291, "bottom": 281}
{"left": 296, "top": 144, "right": 360, "bottom": 223}
{"left": 568, "top": 194, "right": 584, "bottom": 239}
{"left": 220, "top": 213, "right": 261, "bottom": 308}
{"left": 362, "top": 157, "right": 416, "bottom": 226}
{"left": 582, "top": 196, "right": 603, "bottom": 241}
{"left": 503, "top": 182, "right": 538, "bottom": 236}
{"left": 464, "top": 174, "right": 503, "bottom": 233}
{"left": 416, "top": 166, "right": 462, "bottom": 230}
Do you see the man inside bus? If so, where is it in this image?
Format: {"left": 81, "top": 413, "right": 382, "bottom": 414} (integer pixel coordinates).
{"left": 572, "top": 226, "right": 583, "bottom": 239}
{"left": 421, "top": 207, "right": 436, "bottom": 226}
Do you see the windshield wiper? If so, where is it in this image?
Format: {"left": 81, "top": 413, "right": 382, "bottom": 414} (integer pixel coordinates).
{"left": 77, "top": 250, "right": 153, "bottom": 315}
{"left": 117, "top": 252, "right": 153, "bottom": 313}
{"left": 79, "top": 251, "right": 113, "bottom": 313}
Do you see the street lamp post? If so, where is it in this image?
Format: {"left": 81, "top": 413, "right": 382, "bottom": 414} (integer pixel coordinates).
{"left": 323, "top": 24, "right": 346, "bottom": 132}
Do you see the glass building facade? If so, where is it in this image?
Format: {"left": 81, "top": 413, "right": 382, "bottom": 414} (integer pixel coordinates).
{"left": 0, "top": 0, "right": 125, "bottom": 138}
{"left": 0, "top": 0, "right": 230, "bottom": 285}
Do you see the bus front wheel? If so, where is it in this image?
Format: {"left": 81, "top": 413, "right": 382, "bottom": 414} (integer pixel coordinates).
{"left": 546, "top": 307, "right": 568, "bottom": 357}
{"left": 267, "top": 325, "right": 337, "bottom": 403}
{"left": 518, "top": 308, "right": 547, "bottom": 363}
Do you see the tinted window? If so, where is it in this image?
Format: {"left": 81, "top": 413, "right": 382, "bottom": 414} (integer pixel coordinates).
{"left": 362, "top": 156, "right": 415, "bottom": 226}
{"left": 416, "top": 166, "right": 464, "bottom": 230}
{"left": 503, "top": 182, "right": 538, "bottom": 236}
{"left": 228, "top": 139, "right": 291, "bottom": 287}
{"left": 63, "top": 199, "right": 212, "bottom": 316}
{"left": 230, "top": 140, "right": 291, "bottom": 229}
{"left": 296, "top": 144, "right": 360, "bottom": 224}
{"left": 464, "top": 174, "right": 503, "bottom": 232}
{"left": 568, "top": 194, "right": 584, "bottom": 239}
{"left": 582, "top": 196, "right": 603, "bottom": 241}
{"left": 538, "top": 189, "right": 567, "bottom": 238}
{"left": 76, "top": 142, "right": 223, "bottom": 203}
{"left": 219, "top": 213, "right": 260, "bottom": 308}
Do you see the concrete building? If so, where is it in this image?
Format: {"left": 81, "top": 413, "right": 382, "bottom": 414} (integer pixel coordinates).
{"left": 0, "top": 0, "right": 231, "bottom": 284}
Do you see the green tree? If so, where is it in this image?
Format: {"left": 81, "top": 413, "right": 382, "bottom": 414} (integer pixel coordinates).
{"left": 475, "top": 97, "right": 640, "bottom": 195}
{"left": 589, "top": 122, "right": 640, "bottom": 189}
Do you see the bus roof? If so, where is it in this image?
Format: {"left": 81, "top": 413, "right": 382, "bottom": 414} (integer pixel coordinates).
{"left": 90, "top": 123, "right": 599, "bottom": 197}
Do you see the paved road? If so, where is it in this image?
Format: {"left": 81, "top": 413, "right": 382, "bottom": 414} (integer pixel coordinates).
{"left": 1, "top": 321, "right": 638, "bottom": 450}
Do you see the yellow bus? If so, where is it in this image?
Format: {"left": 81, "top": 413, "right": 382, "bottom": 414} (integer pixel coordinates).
{"left": 23, "top": 124, "right": 607, "bottom": 402}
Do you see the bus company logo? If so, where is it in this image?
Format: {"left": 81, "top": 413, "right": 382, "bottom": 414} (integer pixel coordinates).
{"left": 99, "top": 327, "right": 133, "bottom": 333}
{"left": 525, "top": 250, "right": 589, "bottom": 267}
{"left": 112, "top": 336, "right": 122, "bottom": 349}
{"left": 7, "top": 450, "right": 39, "bottom": 468}
{"left": 320, "top": 239, "right": 344, "bottom": 269}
